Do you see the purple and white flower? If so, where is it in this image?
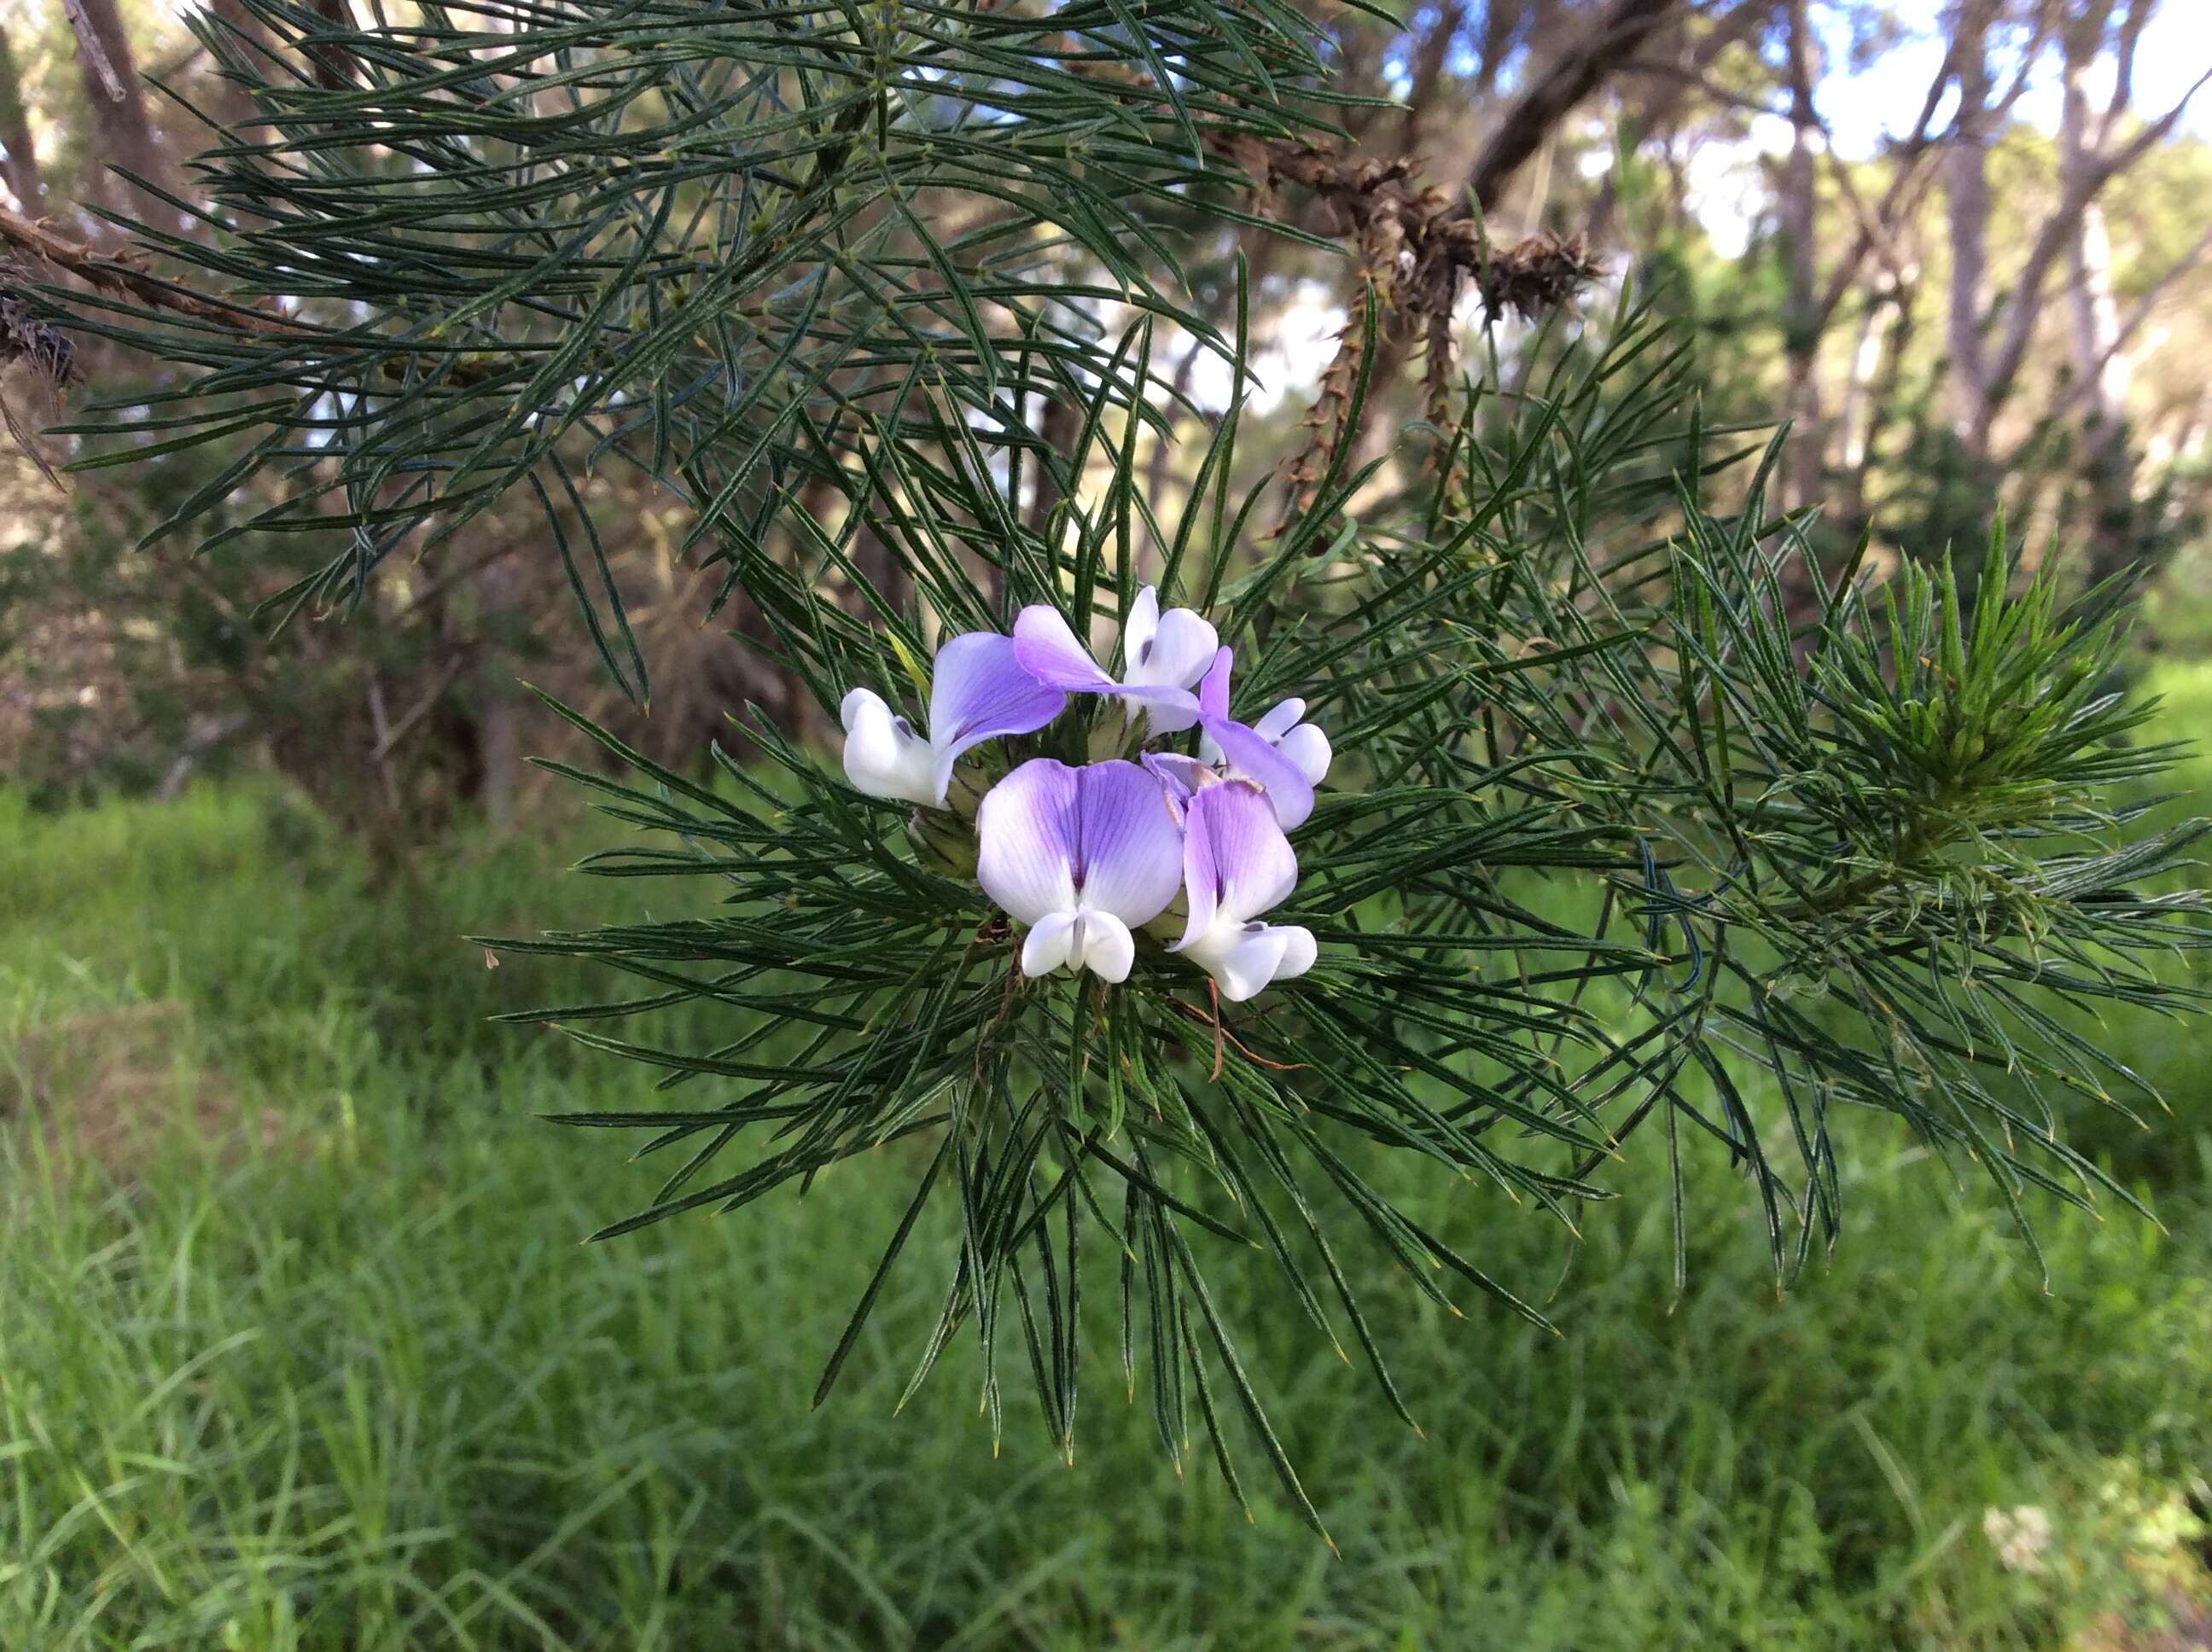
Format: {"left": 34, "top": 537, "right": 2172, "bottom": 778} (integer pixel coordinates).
{"left": 1012, "top": 586, "right": 1218, "bottom": 734}
{"left": 1192, "top": 648, "right": 1323, "bottom": 831}
{"left": 841, "top": 632, "right": 1067, "bottom": 807}
{"left": 1171, "top": 777, "right": 1317, "bottom": 1002}
{"left": 975, "top": 758, "right": 1186, "bottom": 983}
{"left": 834, "top": 606, "right": 1328, "bottom": 1001}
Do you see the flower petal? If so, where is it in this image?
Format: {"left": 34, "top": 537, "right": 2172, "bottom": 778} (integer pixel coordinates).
{"left": 840, "top": 688, "right": 936, "bottom": 805}
{"left": 1200, "top": 922, "right": 1309, "bottom": 1003}
{"left": 1126, "top": 606, "right": 1219, "bottom": 692}
{"left": 1201, "top": 714, "right": 1316, "bottom": 830}
{"left": 1275, "top": 720, "right": 1333, "bottom": 787}
{"left": 1012, "top": 606, "right": 1116, "bottom": 693}
{"left": 1141, "top": 750, "right": 1216, "bottom": 822}
{"left": 1197, "top": 646, "right": 1232, "bottom": 721}
{"left": 1174, "top": 779, "right": 1296, "bottom": 951}
{"left": 1070, "top": 759, "right": 1185, "bottom": 927}
{"left": 926, "top": 632, "right": 1067, "bottom": 801}
{"left": 1071, "top": 910, "right": 1136, "bottom": 983}
{"left": 1124, "top": 683, "right": 1201, "bottom": 735}
{"left": 1121, "top": 586, "right": 1160, "bottom": 672}
{"left": 1020, "top": 911, "right": 1080, "bottom": 978}
{"left": 1253, "top": 696, "right": 1306, "bottom": 742}
{"left": 975, "top": 759, "right": 1080, "bottom": 923}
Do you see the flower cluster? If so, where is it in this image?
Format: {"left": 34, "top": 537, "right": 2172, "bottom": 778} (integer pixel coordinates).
{"left": 837, "top": 590, "right": 1330, "bottom": 1001}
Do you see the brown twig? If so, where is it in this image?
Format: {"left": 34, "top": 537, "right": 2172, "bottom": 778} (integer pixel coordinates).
{"left": 60, "top": 0, "right": 128, "bottom": 102}
{"left": 0, "top": 203, "right": 296, "bottom": 335}
{"left": 1226, "top": 0, "right": 1676, "bottom": 507}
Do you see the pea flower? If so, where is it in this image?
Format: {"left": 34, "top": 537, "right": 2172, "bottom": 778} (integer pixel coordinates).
{"left": 841, "top": 632, "right": 1067, "bottom": 807}
{"left": 1140, "top": 749, "right": 1217, "bottom": 817}
{"left": 1193, "top": 648, "right": 1322, "bottom": 830}
{"left": 1012, "top": 586, "right": 1218, "bottom": 733}
{"left": 975, "top": 758, "right": 1186, "bottom": 982}
{"left": 1172, "top": 777, "right": 1317, "bottom": 1002}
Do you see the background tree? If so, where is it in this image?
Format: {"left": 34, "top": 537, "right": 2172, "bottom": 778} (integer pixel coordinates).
{"left": 9, "top": 0, "right": 2212, "bottom": 809}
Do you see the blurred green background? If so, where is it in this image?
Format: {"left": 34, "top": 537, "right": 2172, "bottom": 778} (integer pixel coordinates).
{"left": 5, "top": 669, "right": 2209, "bottom": 1649}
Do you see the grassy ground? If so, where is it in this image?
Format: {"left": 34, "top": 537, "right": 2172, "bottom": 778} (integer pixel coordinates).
{"left": 3, "top": 725, "right": 2211, "bottom": 1649}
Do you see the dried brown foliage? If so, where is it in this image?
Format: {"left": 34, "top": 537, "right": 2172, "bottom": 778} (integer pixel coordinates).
{"left": 1230, "top": 137, "right": 1602, "bottom": 505}
{"left": 0, "top": 276, "right": 74, "bottom": 488}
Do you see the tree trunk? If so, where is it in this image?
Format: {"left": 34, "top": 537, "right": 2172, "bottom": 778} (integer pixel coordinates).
{"left": 67, "top": 0, "right": 176, "bottom": 227}
{"left": 1464, "top": 0, "right": 1689, "bottom": 213}
{"left": 1944, "top": 0, "right": 2000, "bottom": 457}
{"left": 2061, "top": 27, "right": 2129, "bottom": 437}
{"left": 1588, "top": 0, "right": 1777, "bottom": 249}
{"left": 1778, "top": 0, "right": 1824, "bottom": 512}
{"left": 199, "top": 0, "right": 279, "bottom": 139}
{"left": 1841, "top": 277, "right": 1917, "bottom": 532}
{"left": 1835, "top": 303, "right": 1883, "bottom": 481}
{"left": 0, "top": 26, "right": 43, "bottom": 213}
{"left": 472, "top": 557, "right": 525, "bottom": 827}
{"left": 2060, "top": 3, "right": 2141, "bottom": 586}
{"left": 1027, "top": 390, "right": 1082, "bottom": 539}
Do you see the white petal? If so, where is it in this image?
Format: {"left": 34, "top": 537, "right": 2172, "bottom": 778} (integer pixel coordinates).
{"left": 1125, "top": 606, "right": 1219, "bottom": 692}
{"left": 1070, "top": 910, "right": 1136, "bottom": 983}
{"left": 1273, "top": 924, "right": 1318, "bottom": 981}
{"left": 1253, "top": 697, "right": 1307, "bottom": 742}
{"left": 840, "top": 689, "right": 937, "bottom": 805}
{"left": 1021, "top": 911, "right": 1080, "bottom": 977}
{"left": 1275, "top": 721, "right": 1332, "bottom": 787}
{"left": 1132, "top": 685, "right": 1201, "bottom": 736}
{"left": 1121, "top": 586, "right": 1160, "bottom": 672}
{"left": 975, "top": 759, "right": 1080, "bottom": 923}
{"left": 1182, "top": 917, "right": 1301, "bottom": 1003}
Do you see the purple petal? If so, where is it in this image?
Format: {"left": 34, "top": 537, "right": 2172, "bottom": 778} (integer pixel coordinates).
{"left": 1014, "top": 603, "right": 1202, "bottom": 731}
{"left": 927, "top": 632, "right": 1067, "bottom": 801}
{"left": 1141, "top": 750, "right": 1214, "bottom": 822}
{"left": 1197, "top": 647, "right": 1232, "bottom": 721}
{"left": 1070, "top": 759, "right": 1185, "bottom": 926}
{"left": 1201, "top": 714, "right": 1317, "bottom": 831}
{"left": 1012, "top": 606, "right": 1116, "bottom": 693}
{"left": 975, "top": 759, "right": 1080, "bottom": 923}
{"left": 1175, "top": 780, "right": 1297, "bottom": 950}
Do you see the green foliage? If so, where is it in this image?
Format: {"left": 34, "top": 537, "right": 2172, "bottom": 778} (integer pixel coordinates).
{"left": 469, "top": 293, "right": 2212, "bottom": 1530}
{"left": 4, "top": 787, "right": 2212, "bottom": 1649}
{"left": 19, "top": 0, "right": 2211, "bottom": 1539}
{"left": 35, "top": 0, "right": 1343, "bottom": 700}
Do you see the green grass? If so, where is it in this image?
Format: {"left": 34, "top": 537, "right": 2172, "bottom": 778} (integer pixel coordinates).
{"left": 3, "top": 769, "right": 2210, "bottom": 1650}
